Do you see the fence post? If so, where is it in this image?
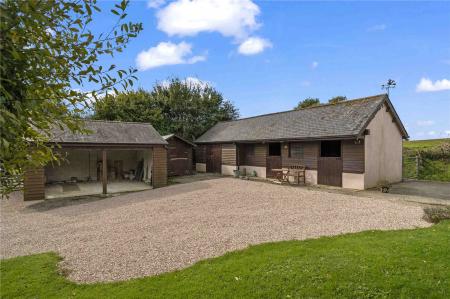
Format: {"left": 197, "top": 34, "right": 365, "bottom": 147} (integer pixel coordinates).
{"left": 415, "top": 155, "right": 419, "bottom": 179}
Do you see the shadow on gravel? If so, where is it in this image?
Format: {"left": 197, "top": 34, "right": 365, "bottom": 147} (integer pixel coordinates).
{"left": 25, "top": 195, "right": 109, "bottom": 212}
{"left": 25, "top": 180, "right": 215, "bottom": 215}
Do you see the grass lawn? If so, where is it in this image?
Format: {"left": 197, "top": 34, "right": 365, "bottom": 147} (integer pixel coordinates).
{"left": 1, "top": 221, "right": 449, "bottom": 299}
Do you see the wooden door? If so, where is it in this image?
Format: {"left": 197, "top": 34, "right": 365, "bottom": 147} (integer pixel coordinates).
{"left": 266, "top": 156, "right": 282, "bottom": 178}
{"left": 206, "top": 145, "right": 221, "bottom": 173}
{"left": 266, "top": 143, "right": 282, "bottom": 178}
{"left": 318, "top": 157, "right": 342, "bottom": 186}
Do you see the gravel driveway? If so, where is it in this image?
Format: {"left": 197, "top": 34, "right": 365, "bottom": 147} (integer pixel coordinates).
{"left": 1, "top": 178, "right": 429, "bottom": 283}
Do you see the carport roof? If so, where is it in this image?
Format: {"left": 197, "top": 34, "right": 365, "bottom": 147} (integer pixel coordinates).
{"left": 195, "top": 94, "right": 408, "bottom": 143}
{"left": 50, "top": 120, "right": 167, "bottom": 145}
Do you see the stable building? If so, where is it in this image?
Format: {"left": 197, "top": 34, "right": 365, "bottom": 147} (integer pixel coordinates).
{"left": 163, "top": 134, "right": 196, "bottom": 176}
{"left": 23, "top": 120, "right": 168, "bottom": 200}
{"left": 194, "top": 94, "right": 408, "bottom": 189}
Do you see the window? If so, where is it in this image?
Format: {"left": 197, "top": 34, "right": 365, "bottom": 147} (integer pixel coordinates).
{"left": 320, "top": 140, "right": 341, "bottom": 157}
{"left": 268, "top": 143, "right": 281, "bottom": 156}
{"left": 289, "top": 143, "right": 304, "bottom": 159}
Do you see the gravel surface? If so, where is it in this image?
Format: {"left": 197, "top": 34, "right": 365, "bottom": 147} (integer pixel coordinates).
{"left": 1, "top": 178, "right": 430, "bottom": 283}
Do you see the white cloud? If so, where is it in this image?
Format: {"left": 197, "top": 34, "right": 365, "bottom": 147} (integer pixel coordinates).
{"left": 428, "top": 131, "right": 436, "bottom": 136}
{"left": 136, "top": 41, "right": 206, "bottom": 70}
{"left": 158, "top": 77, "right": 212, "bottom": 91}
{"left": 147, "top": 0, "right": 166, "bottom": 9}
{"left": 238, "top": 37, "right": 272, "bottom": 55}
{"left": 184, "top": 77, "right": 211, "bottom": 88}
{"left": 416, "top": 78, "right": 450, "bottom": 92}
{"left": 301, "top": 80, "right": 311, "bottom": 87}
{"left": 156, "top": 0, "right": 261, "bottom": 39}
{"left": 417, "top": 120, "right": 435, "bottom": 126}
{"left": 311, "top": 61, "right": 319, "bottom": 69}
{"left": 367, "top": 24, "right": 387, "bottom": 32}
{"left": 45, "top": 28, "right": 56, "bottom": 36}
{"left": 445, "top": 130, "right": 450, "bottom": 136}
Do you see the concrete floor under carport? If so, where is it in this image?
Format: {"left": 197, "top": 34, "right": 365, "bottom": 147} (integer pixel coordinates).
{"left": 45, "top": 181, "right": 152, "bottom": 199}
{"left": 44, "top": 148, "right": 153, "bottom": 199}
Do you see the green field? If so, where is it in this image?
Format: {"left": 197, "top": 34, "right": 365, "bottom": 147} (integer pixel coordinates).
{"left": 403, "top": 138, "right": 450, "bottom": 181}
{"left": 1, "top": 222, "right": 449, "bottom": 298}
{"left": 403, "top": 138, "right": 450, "bottom": 150}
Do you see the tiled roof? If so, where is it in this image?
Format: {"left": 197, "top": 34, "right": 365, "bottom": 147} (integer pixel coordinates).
{"left": 50, "top": 120, "right": 167, "bottom": 145}
{"left": 196, "top": 94, "right": 407, "bottom": 143}
{"left": 163, "top": 134, "right": 196, "bottom": 147}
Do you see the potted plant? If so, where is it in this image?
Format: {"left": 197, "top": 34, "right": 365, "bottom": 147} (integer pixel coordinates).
{"left": 377, "top": 180, "right": 391, "bottom": 193}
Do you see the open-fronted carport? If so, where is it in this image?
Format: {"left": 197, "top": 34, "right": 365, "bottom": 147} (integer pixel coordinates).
{"left": 23, "top": 120, "right": 168, "bottom": 200}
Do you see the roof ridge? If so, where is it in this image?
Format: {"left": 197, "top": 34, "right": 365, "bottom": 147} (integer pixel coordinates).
{"left": 85, "top": 119, "right": 153, "bottom": 125}
{"left": 218, "top": 94, "right": 387, "bottom": 124}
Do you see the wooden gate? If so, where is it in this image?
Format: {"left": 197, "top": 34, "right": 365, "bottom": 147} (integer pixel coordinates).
{"left": 266, "top": 156, "right": 282, "bottom": 178}
{"left": 206, "top": 145, "right": 221, "bottom": 173}
{"left": 318, "top": 157, "right": 342, "bottom": 187}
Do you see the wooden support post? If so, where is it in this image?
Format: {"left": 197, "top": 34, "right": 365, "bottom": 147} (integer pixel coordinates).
{"left": 102, "top": 149, "right": 107, "bottom": 194}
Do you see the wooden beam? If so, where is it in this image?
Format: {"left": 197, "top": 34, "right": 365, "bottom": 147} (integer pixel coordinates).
{"left": 102, "top": 149, "right": 107, "bottom": 194}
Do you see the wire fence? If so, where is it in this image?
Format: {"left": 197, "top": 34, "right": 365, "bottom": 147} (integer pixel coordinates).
{"left": 403, "top": 154, "right": 450, "bottom": 182}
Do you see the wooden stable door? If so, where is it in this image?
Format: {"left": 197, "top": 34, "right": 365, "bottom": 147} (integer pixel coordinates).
{"left": 266, "top": 143, "right": 282, "bottom": 178}
{"left": 318, "top": 140, "right": 343, "bottom": 187}
{"left": 318, "top": 157, "right": 342, "bottom": 186}
{"left": 206, "top": 145, "right": 221, "bottom": 173}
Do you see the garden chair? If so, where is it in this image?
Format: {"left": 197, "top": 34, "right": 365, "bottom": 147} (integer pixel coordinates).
{"left": 286, "top": 165, "right": 306, "bottom": 185}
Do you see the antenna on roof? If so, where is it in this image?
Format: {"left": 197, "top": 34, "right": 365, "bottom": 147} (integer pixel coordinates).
{"left": 381, "top": 79, "right": 396, "bottom": 96}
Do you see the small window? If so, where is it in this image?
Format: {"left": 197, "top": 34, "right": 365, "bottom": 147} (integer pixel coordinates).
{"left": 289, "top": 143, "right": 304, "bottom": 159}
{"left": 320, "top": 140, "right": 341, "bottom": 157}
{"left": 268, "top": 143, "right": 281, "bottom": 156}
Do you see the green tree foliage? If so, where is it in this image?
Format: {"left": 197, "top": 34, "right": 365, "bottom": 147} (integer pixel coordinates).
{"left": 328, "top": 96, "right": 347, "bottom": 104}
{"left": 294, "top": 98, "right": 321, "bottom": 110}
{"left": 92, "top": 78, "right": 239, "bottom": 140}
{"left": 0, "top": 0, "right": 142, "bottom": 195}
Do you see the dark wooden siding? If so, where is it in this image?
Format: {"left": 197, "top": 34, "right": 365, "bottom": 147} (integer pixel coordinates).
{"left": 206, "top": 144, "right": 221, "bottom": 173}
{"left": 281, "top": 141, "right": 319, "bottom": 169}
{"left": 238, "top": 143, "right": 266, "bottom": 167}
{"left": 342, "top": 140, "right": 364, "bottom": 173}
{"left": 221, "top": 144, "right": 236, "bottom": 166}
{"left": 24, "top": 168, "right": 45, "bottom": 201}
{"left": 153, "top": 146, "right": 167, "bottom": 187}
{"left": 195, "top": 145, "right": 206, "bottom": 163}
{"left": 167, "top": 137, "right": 193, "bottom": 176}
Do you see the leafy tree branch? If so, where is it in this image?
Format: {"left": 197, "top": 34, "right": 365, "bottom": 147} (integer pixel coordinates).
{"left": 0, "top": 0, "right": 142, "bottom": 196}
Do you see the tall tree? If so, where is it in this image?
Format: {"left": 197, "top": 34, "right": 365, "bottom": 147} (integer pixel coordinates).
{"left": 328, "top": 96, "right": 347, "bottom": 104}
{"left": 0, "top": 0, "right": 142, "bottom": 195}
{"left": 92, "top": 78, "right": 239, "bottom": 140}
{"left": 294, "top": 97, "right": 321, "bottom": 110}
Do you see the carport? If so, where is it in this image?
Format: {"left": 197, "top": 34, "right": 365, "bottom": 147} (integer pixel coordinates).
{"left": 23, "top": 120, "right": 168, "bottom": 200}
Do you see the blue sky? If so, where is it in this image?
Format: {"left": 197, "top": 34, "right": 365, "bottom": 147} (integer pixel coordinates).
{"left": 92, "top": 0, "right": 450, "bottom": 140}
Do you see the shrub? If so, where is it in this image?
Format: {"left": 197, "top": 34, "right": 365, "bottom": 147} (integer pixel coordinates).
{"left": 423, "top": 206, "right": 450, "bottom": 223}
